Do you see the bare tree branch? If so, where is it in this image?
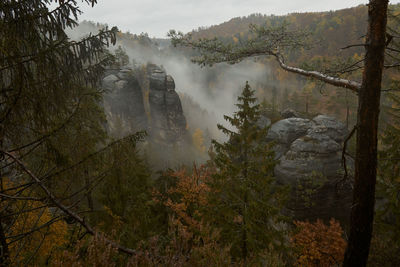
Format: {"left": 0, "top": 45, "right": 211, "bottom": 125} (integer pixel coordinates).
{"left": 273, "top": 54, "right": 361, "bottom": 92}
{"left": 169, "top": 28, "right": 362, "bottom": 93}
{"left": 341, "top": 44, "right": 366, "bottom": 50}
{"left": 384, "top": 62, "right": 400, "bottom": 68}
{"left": 0, "top": 193, "right": 44, "bottom": 201}
{"left": 1, "top": 150, "right": 137, "bottom": 256}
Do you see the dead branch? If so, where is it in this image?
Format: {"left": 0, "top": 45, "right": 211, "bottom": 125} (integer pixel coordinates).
{"left": 0, "top": 193, "right": 44, "bottom": 202}
{"left": 274, "top": 54, "right": 361, "bottom": 92}
{"left": 384, "top": 62, "right": 400, "bottom": 69}
{"left": 337, "top": 125, "right": 358, "bottom": 192}
{"left": 1, "top": 150, "right": 137, "bottom": 256}
{"left": 340, "top": 44, "right": 366, "bottom": 50}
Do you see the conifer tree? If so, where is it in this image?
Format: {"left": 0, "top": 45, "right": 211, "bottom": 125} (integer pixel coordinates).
{"left": 0, "top": 1, "right": 144, "bottom": 264}
{"left": 169, "top": 3, "right": 390, "bottom": 262}
{"left": 370, "top": 92, "right": 400, "bottom": 265}
{"left": 208, "top": 82, "right": 287, "bottom": 262}
{"left": 96, "top": 139, "right": 155, "bottom": 248}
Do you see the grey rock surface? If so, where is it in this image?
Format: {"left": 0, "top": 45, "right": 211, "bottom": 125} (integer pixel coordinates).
{"left": 102, "top": 69, "right": 147, "bottom": 134}
{"left": 147, "top": 64, "right": 187, "bottom": 144}
{"left": 266, "top": 117, "right": 314, "bottom": 145}
{"left": 102, "top": 64, "right": 188, "bottom": 146}
{"left": 261, "top": 114, "right": 352, "bottom": 223}
{"left": 311, "top": 115, "right": 348, "bottom": 142}
{"left": 280, "top": 108, "right": 301, "bottom": 118}
{"left": 256, "top": 115, "right": 271, "bottom": 129}
{"left": 103, "top": 74, "right": 119, "bottom": 88}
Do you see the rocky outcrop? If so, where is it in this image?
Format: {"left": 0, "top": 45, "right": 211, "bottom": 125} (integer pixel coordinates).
{"left": 256, "top": 115, "right": 272, "bottom": 131}
{"left": 102, "top": 64, "right": 188, "bottom": 147}
{"left": 147, "top": 64, "right": 187, "bottom": 144}
{"left": 280, "top": 108, "right": 301, "bottom": 119}
{"left": 102, "top": 68, "right": 147, "bottom": 135}
{"left": 264, "top": 114, "right": 353, "bottom": 224}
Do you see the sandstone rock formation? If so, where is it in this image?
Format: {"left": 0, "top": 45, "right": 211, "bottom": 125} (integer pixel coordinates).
{"left": 147, "top": 64, "right": 187, "bottom": 145}
{"left": 280, "top": 108, "right": 301, "bottom": 119}
{"left": 102, "top": 68, "right": 147, "bottom": 135}
{"left": 266, "top": 115, "right": 353, "bottom": 224}
{"left": 101, "top": 64, "right": 188, "bottom": 148}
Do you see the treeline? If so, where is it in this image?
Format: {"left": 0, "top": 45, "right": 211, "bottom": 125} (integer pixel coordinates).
{"left": 169, "top": 4, "right": 400, "bottom": 129}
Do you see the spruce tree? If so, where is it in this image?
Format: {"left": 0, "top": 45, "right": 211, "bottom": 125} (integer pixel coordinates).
{"left": 208, "top": 82, "right": 287, "bottom": 262}
{"left": 0, "top": 1, "right": 126, "bottom": 264}
{"left": 370, "top": 92, "right": 400, "bottom": 265}
{"left": 170, "top": 3, "right": 390, "bottom": 261}
{"left": 96, "top": 139, "right": 155, "bottom": 248}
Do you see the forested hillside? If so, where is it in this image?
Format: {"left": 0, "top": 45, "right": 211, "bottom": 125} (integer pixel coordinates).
{"left": 74, "top": 5, "right": 395, "bottom": 130}
{"left": 181, "top": 4, "right": 400, "bottom": 128}
{"left": 1, "top": 1, "right": 400, "bottom": 266}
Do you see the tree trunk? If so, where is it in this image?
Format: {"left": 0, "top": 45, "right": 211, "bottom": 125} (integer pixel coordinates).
{"left": 84, "top": 169, "right": 94, "bottom": 212}
{"left": 343, "top": 1, "right": 388, "bottom": 266}
{"left": 346, "top": 89, "right": 350, "bottom": 129}
{"left": 242, "top": 148, "right": 248, "bottom": 264}
{"left": 241, "top": 201, "right": 247, "bottom": 264}
{"left": 0, "top": 218, "right": 10, "bottom": 267}
{"left": 0, "top": 127, "right": 9, "bottom": 266}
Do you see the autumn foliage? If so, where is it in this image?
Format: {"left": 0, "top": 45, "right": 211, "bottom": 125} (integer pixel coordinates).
{"left": 53, "top": 233, "right": 119, "bottom": 267}
{"left": 1, "top": 180, "right": 68, "bottom": 265}
{"left": 291, "top": 218, "right": 347, "bottom": 267}
{"left": 8, "top": 203, "right": 68, "bottom": 265}
{"left": 136, "top": 164, "right": 234, "bottom": 266}
{"left": 154, "top": 164, "right": 214, "bottom": 240}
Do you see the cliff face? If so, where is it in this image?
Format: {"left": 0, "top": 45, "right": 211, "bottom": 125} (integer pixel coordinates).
{"left": 263, "top": 114, "right": 353, "bottom": 224}
{"left": 102, "top": 68, "right": 147, "bottom": 135}
{"left": 101, "top": 64, "right": 188, "bottom": 147}
{"left": 147, "top": 64, "right": 187, "bottom": 145}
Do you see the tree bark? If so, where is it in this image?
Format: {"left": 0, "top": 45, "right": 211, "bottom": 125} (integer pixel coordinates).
{"left": 0, "top": 218, "right": 10, "bottom": 267}
{"left": 274, "top": 54, "right": 361, "bottom": 93}
{"left": 343, "top": 1, "right": 388, "bottom": 266}
{"left": 84, "top": 169, "right": 94, "bottom": 212}
{"left": 242, "top": 148, "right": 248, "bottom": 264}
{"left": 0, "top": 127, "right": 9, "bottom": 266}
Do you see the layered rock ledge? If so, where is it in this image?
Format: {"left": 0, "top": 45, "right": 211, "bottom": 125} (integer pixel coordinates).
{"left": 264, "top": 114, "right": 353, "bottom": 224}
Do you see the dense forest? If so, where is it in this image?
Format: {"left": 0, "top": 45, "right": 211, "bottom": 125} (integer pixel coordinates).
{"left": 1, "top": 0, "right": 400, "bottom": 266}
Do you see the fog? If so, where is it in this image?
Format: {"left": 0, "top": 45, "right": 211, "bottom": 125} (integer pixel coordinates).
{"left": 67, "top": 22, "right": 275, "bottom": 141}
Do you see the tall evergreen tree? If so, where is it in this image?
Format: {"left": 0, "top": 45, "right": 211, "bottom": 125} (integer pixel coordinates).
{"left": 169, "top": 2, "right": 390, "bottom": 262}
{"left": 208, "top": 82, "right": 286, "bottom": 262}
{"left": 370, "top": 92, "right": 400, "bottom": 265}
{"left": 0, "top": 1, "right": 146, "bottom": 264}
{"left": 96, "top": 139, "right": 155, "bottom": 248}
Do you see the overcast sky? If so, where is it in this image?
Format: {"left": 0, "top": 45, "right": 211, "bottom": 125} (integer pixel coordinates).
{"left": 76, "top": 0, "right": 400, "bottom": 38}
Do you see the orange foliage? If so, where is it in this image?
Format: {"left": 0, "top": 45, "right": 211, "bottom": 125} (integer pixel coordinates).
{"left": 291, "top": 218, "right": 347, "bottom": 267}
{"left": 163, "top": 164, "right": 213, "bottom": 236}
{"left": 1, "top": 179, "right": 68, "bottom": 265}
{"left": 53, "top": 233, "right": 119, "bottom": 267}
{"left": 192, "top": 128, "right": 206, "bottom": 153}
{"left": 7, "top": 202, "right": 68, "bottom": 265}
{"left": 145, "top": 165, "right": 234, "bottom": 266}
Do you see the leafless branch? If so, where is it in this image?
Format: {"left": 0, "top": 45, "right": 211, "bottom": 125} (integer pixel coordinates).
{"left": 386, "top": 46, "right": 400, "bottom": 53}
{"left": 40, "top": 132, "right": 145, "bottom": 183}
{"left": 337, "top": 125, "right": 357, "bottom": 192}
{"left": 0, "top": 193, "right": 44, "bottom": 201}
{"left": 274, "top": 54, "right": 361, "bottom": 93}
{"left": 340, "top": 44, "right": 366, "bottom": 50}
{"left": 1, "top": 205, "right": 50, "bottom": 221}
{"left": 384, "top": 62, "right": 400, "bottom": 69}
{"left": 1, "top": 150, "right": 137, "bottom": 256}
